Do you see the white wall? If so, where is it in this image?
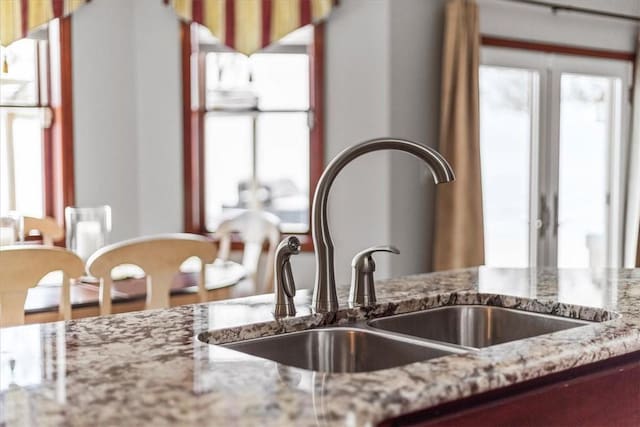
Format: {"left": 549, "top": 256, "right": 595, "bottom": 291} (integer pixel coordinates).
{"left": 132, "top": 1, "right": 183, "bottom": 236}
{"left": 388, "top": 0, "right": 447, "bottom": 277}
{"left": 72, "top": 0, "right": 182, "bottom": 243}
{"left": 478, "top": 0, "right": 639, "bottom": 52}
{"left": 72, "top": 0, "right": 139, "bottom": 243}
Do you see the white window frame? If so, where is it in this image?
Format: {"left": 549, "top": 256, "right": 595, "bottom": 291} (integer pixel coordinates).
{"left": 481, "top": 46, "right": 633, "bottom": 268}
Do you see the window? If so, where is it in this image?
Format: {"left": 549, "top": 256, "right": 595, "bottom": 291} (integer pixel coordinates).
{"left": 479, "top": 41, "right": 632, "bottom": 268}
{"left": 557, "top": 73, "right": 621, "bottom": 268}
{"left": 479, "top": 65, "right": 538, "bottom": 268}
{"left": 0, "top": 18, "right": 75, "bottom": 224}
{"left": 182, "top": 23, "right": 324, "bottom": 241}
{"left": 1, "top": 37, "right": 48, "bottom": 217}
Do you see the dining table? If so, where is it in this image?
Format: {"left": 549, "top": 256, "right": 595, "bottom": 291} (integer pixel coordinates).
{"left": 23, "top": 259, "right": 250, "bottom": 324}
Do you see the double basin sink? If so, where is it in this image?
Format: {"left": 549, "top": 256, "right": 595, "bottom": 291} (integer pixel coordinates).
{"left": 212, "top": 305, "right": 593, "bottom": 373}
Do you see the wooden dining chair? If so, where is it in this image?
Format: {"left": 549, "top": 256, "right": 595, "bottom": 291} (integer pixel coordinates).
{"left": 0, "top": 246, "right": 84, "bottom": 327}
{"left": 23, "top": 216, "right": 65, "bottom": 245}
{"left": 215, "top": 211, "right": 281, "bottom": 294}
{"left": 85, "top": 234, "right": 217, "bottom": 315}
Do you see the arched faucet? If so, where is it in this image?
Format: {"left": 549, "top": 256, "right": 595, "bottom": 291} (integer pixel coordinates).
{"left": 310, "top": 138, "right": 455, "bottom": 313}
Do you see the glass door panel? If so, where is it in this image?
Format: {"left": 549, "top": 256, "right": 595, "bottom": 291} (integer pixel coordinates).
{"left": 557, "top": 73, "right": 619, "bottom": 268}
{"left": 479, "top": 66, "right": 538, "bottom": 267}
{"left": 480, "top": 46, "right": 631, "bottom": 270}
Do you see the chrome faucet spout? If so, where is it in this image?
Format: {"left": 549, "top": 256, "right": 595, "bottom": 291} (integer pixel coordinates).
{"left": 311, "top": 138, "right": 455, "bottom": 313}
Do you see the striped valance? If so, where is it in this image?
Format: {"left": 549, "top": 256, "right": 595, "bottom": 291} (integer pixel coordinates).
{"left": 166, "top": 0, "right": 337, "bottom": 55}
{"left": 0, "top": 0, "right": 90, "bottom": 46}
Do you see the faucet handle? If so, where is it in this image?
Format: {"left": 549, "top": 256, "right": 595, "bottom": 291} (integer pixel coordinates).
{"left": 274, "top": 236, "right": 301, "bottom": 318}
{"left": 349, "top": 245, "right": 400, "bottom": 307}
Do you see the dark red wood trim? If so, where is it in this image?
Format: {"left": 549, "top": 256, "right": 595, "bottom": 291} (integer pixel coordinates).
{"left": 379, "top": 350, "right": 640, "bottom": 427}
{"left": 181, "top": 22, "right": 193, "bottom": 231}
{"left": 308, "top": 22, "right": 325, "bottom": 238}
{"left": 481, "top": 35, "right": 636, "bottom": 62}
{"left": 300, "top": 0, "right": 311, "bottom": 26}
{"left": 225, "top": 0, "right": 235, "bottom": 48}
{"left": 49, "top": 17, "right": 75, "bottom": 230}
{"left": 261, "top": 0, "right": 272, "bottom": 48}
{"left": 192, "top": 0, "right": 203, "bottom": 23}
{"left": 182, "top": 22, "right": 196, "bottom": 232}
{"left": 182, "top": 22, "right": 206, "bottom": 233}
{"left": 20, "top": 0, "right": 29, "bottom": 38}
{"left": 52, "top": 0, "right": 64, "bottom": 17}
{"left": 180, "top": 21, "right": 193, "bottom": 233}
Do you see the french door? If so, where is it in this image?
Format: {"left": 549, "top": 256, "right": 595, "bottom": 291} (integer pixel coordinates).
{"left": 479, "top": 47, "right": 632, "bottom": 268}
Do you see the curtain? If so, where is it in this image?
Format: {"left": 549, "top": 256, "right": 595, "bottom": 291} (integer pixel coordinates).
{"left": 0, "top": 0, "right": 88, "bottom": 46}
{"left": 625, "top": 32, "right": 640, "bottom": 268}
{"left": 433, "top": 0, "right": 484, "bottom": 271}
{"left": 165, "top": 0, "right": 336, "bottom": 55}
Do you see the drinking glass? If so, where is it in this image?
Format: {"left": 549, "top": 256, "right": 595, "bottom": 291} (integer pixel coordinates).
{"left": 65, "top": 206, "right": 112, "bottom": 260}
{"left": 0, "top": 212, "right": 23, "bottom": 246}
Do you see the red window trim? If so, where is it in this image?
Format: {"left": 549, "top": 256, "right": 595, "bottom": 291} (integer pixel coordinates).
{"left": 181, "top": 23, "right": 325, "bottom": 253}
{"left": 181, "top": 21, "right": 206, "bottom": 235}
{"left": 43, "top": 16, "right": 75, "bottom": 233}
{"left": 481, "top": 35, "right": 636, "bottom": 62}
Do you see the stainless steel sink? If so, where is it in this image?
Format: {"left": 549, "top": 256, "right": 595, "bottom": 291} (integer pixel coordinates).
{"left": 368, "top": 305, "right": 592, "bottom": 349}
{"left": 222, "top": 327, "right": 463, "bottom": 373}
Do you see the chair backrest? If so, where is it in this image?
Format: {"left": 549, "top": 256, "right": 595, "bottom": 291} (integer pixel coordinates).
{"left": 0, "top": 246, "right": 84, "bottom": 327}
{"left": 85, "top": 233, "right": 217, "bottom": 315}
{"left": 23, "top": 216, "right": 65, "bottom": 245}
{"left": 215, "top": 211, "right": 281, "bottom": 293}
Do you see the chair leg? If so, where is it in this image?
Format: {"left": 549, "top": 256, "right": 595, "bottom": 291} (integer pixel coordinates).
{"left": 99, "top": 277, "right": 112, "bottom": 315}
{"left": 59, "top": 272, "right": 71, "bottom": 321}
{"left": 198, "top": 264, "right": 207, "bottom": 303}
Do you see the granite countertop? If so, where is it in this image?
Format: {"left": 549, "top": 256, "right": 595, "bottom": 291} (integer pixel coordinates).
{"left": 2, "top": 267, "right": 640, "bottom": 426}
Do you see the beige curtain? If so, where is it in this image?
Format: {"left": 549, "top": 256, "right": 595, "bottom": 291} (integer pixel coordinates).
{"left": 433, "top": 0, "right": 484, "bottom": 271}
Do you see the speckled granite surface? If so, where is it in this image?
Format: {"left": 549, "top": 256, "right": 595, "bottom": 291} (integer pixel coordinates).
{"left": 2, "top": 268, "right": 640, "bottom": 426}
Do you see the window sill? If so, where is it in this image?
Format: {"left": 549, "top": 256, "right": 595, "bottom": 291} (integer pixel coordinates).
{"left": 204, "top": 231, "right": 315, "bottom": 253}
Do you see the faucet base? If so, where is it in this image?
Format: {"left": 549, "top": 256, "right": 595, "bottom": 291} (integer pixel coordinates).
{"left": 273, "top": 303, "right": 296, "bottom": 318}
{"left": 311, "top": 299, "right": 339, "bottom": 314}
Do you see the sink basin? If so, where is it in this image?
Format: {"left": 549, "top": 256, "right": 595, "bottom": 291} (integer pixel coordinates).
{"left": 222, "top": 327, "right": 462, "bottom": 373}
{"left": 368, "top": 305, "right": 592, "bottom": 349}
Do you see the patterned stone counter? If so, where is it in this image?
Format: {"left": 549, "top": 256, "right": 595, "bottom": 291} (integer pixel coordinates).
{"left": 2, "top": 268, "right": 640, "bottom": 426}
